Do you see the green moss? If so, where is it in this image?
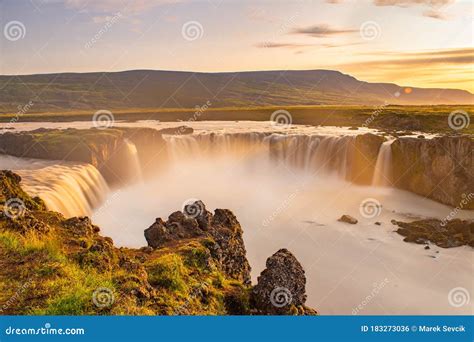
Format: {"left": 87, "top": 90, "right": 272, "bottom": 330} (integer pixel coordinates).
{"left": 32, "top": 264, "right": 116, "bottom": 315}
{"left": 147, "top": 254, "right": 188, "bottom": 293}
{"left": 182, "top": 244, "right": 213, "bottom": 272}
{"left": 0, "top": 230, "right": 20, "bottom": 252}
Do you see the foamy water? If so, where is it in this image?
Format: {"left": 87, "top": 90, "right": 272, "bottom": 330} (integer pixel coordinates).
{"left": 0, "top": 156, "right": 109, "bottom": 217}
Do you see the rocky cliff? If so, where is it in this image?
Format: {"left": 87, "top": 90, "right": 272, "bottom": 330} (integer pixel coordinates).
{"left": 0, "top": 127, "right": 189, "bottom": 185}
{"left": 391, "top": 135, "right": 474, "bottom": 209}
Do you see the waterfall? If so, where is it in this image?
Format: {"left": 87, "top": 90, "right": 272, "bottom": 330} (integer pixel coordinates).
{"left": 17, "top": 163, "right": 110, "bottom": 218}
{"left": 372, "top": 140, "right": 393, "bottom": 186}
{"left": 124, "top": 139, "right": 143, "bottom": 183}
{"left": 163, "top": 132, "right": 357, "bottom": 179}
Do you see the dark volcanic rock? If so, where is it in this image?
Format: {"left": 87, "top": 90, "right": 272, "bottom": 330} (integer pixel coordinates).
{"left": 210, "top": 209, "right": 251, "bottom": 285}
{"left": 144, "top": 200, "right": 251, "bottom": 284}
{"left": 393, "top": 219, "right": 474, "bottom": 248}
{"left": 251, "top": 248, "right": 315, "bottom": 315}
{"left": 144, "top": 202, "right": 210, "bottom": 248}
{"left": 338, "top": 215, "right": 358, "bottom": 225}
{"left": 64, "top": 216, "right": 100, "bottom": 238}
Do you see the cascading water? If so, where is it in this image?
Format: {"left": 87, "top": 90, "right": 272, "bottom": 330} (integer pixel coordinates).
{"left": 124, "top": 139, "right": 143, "bottom": 183}
{"left": 17, "top": 163, "right": 110, "bottom": 218}
{"left": 372, "top": 140, "right": 394, "bottom": 186}
{"left": 163, "top": 132, "right": 357, "bottom": 180}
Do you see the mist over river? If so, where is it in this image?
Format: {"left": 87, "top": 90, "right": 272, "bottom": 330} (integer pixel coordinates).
{"left": 1, "top": 122, "right": 472, "bottom": 315}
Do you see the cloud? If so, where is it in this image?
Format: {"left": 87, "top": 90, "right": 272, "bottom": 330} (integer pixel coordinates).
{"left": 422, "top": 9, "right": 449, "bottom": 19}
{"left": 255, "top": 42, "right": 314, "bottom": 49}
{"left": 44, "top": 0, "right": 185, "bottom": 14}
{"left": 327, "top": 0, "right": 455, "bottom": 19}
{"left": 341, "top": 48, "right": 474, "bottom": 68}
{"left": 255, "top": 41, "right": 363, "bottom": 49}
{"left": 291, "top": 24, "right": 358, "bottom": 38}
{"left": 373, "top": 0, "right": 453, "bottom": 7}
{"left": 337, "top": 47, "right": 472, "bottom": 92}
{"left": 326, "top": 0, "right": 455, "bottom": 5}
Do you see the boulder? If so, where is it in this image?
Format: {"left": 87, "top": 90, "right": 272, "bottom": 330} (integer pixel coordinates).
{"left": 251, "top": 248, "right": 315, "bottom": 315}
{"left": 338, "top": 215, "right": 358, "bottom": 225}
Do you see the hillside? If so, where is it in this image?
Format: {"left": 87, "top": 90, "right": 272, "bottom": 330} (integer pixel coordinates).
{"left": 0, "top": 69, "right": 472, "bottom": 113}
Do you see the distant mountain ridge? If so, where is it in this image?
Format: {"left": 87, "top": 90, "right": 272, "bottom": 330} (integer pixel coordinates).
{"left": 0, "top": 69, "right": 472, "bottom": 112}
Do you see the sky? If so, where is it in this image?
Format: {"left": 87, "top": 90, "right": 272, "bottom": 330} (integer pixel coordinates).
{"left": 0, "top": 0, "right": 473, "bottom": 92}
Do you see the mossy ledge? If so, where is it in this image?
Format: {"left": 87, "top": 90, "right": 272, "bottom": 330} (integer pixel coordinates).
{"left": 0, "top": 126, "right": 191, "bottom": 186}
{"left": 0, "top": 171, "right": 316, "bottom": 315}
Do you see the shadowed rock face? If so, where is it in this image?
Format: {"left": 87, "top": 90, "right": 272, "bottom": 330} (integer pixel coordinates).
{"left": 349, "top": 133, "right": 385, "bottom": 184}
{"left": 393, "top": 219, "right": 474, "bottom": 248}
{"left": 145, "top": 200, "right": 251, "bottom": 285}
{"left": 251, "top": 248, "right": 316, "bottom": 315}
{"left": 391, "top": 136, "right": 474, "bottom": 209}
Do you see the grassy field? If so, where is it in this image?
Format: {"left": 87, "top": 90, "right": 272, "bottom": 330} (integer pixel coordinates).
{"left": 0, "top": 105, "right": 472, "bottom": 134}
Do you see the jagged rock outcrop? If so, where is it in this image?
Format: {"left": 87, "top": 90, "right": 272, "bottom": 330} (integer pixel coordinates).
{"left": 391, "top": 136, "right": 474, "bottom": 209}
{"left": 393, "top": 219, "right": 474, "bottom": 248}
{"left": 250, "top": 248, "right": 316, "bottom": 315}
{"left": 145, "top": 200, "right": 251, "bottom": 285}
